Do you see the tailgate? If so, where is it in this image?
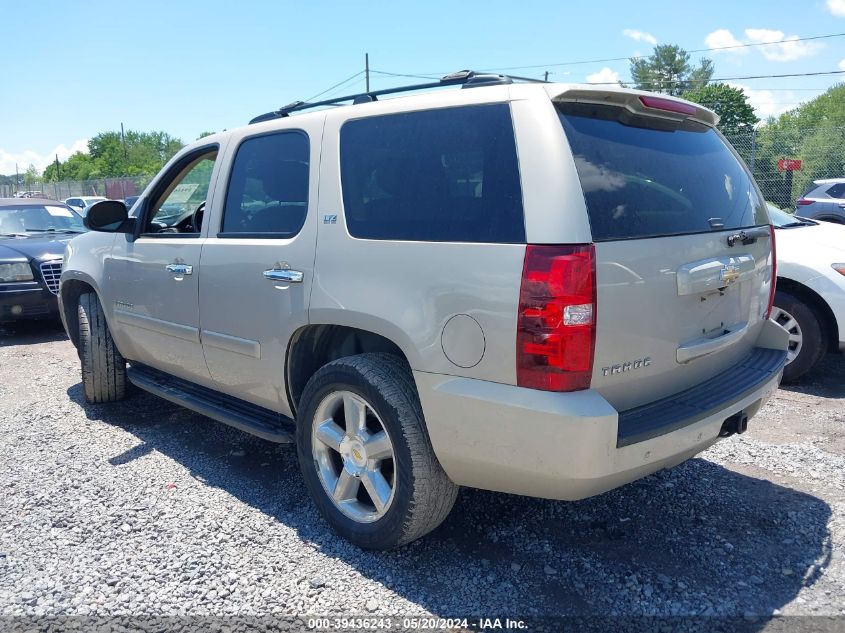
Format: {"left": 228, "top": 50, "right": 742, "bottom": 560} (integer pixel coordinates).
{"left": 593, "top": 232, "right": 771, "bottom": 411}
{"left": 556, "top": 94, "right": 774, "bottom": 411}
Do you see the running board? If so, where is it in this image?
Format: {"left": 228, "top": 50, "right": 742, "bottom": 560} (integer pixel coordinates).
{"left": 127, "top": 364, "right": 294, "bottom": 444}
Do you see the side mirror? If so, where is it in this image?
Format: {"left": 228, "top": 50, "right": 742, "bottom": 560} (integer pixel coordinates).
{"left": 84, "top": 200, "right": 133, "bottom": 233}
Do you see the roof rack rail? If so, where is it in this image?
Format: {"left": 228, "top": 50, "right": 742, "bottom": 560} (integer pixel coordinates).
{"left": 249, "top": 70, "right": 546, "bottom": 124}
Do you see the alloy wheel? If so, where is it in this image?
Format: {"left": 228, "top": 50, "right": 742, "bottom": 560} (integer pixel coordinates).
{"left": 311, "top": 390, "right": 396, "bottom": 523}
{"left": 771, "top": 305, "right": 803, "bottom": 364}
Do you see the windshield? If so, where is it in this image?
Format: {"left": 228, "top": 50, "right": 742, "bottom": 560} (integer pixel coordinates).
{"left": 558, "top": 103, "right": 768, "bottom": 241}
{"left": 0, "top": 204, "right": 87, "bottom": 234}
{"left": 768, "top": 204, "right": 814, "bottom": 228}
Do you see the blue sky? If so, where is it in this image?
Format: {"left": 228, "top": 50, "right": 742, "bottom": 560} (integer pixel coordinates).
{"left": 2, "top": 0, "right": 844, "bottom": 175}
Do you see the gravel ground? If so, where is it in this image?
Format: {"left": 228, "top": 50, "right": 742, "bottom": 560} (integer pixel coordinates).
{"left": 1, "top": 321, "right": 844, "bottom": 626}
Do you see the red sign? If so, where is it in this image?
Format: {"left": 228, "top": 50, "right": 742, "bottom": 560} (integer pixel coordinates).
{"left": 777, "top": 158, "right": 802, "bottom": 172}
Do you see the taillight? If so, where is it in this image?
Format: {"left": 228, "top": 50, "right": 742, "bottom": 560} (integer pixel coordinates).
{"left": 517, "top": 244, "right": 596, "bottom": 392}
{"left": 639, "top": 95, "right": 697, "bottom": 116}
{"left": 796, "top": 198, "right": 813, "bottom": 206}
{"left": 766, "top": 225, "right": 777, "bottom": 319}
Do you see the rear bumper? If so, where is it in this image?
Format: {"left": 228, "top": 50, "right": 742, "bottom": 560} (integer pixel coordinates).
{"left": 0, "top": 284, "right": 58, "bottom": 321}
{"left": 416, "top": 324, "right": 788, "bottom": 501}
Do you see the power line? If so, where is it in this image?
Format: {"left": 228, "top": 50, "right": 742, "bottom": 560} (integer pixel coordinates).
{"left": 396, "top": 31, "right": 845, "bottom": 75}
{"left": 304, "top": 70, "right": 365, "bottom": 102}
{"left": 582, "top": 69, "right": 845, "bottom": 86}
{"left": 371, "top": 69, "right": 440, "bottom": 81}
{"left": 372, "top": 67, "right": 845, "bottom": 88}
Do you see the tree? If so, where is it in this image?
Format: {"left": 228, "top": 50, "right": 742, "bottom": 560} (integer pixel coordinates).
{"left": 683, "top": 83, "right": 758, "bottom": 134}
{"left": 40, "top": 130, "right": 184, "bottom": 181}
{"left": 24, "top": 164, "right": 39, "bottom": 188}
{"left": 630, "top": 44, "right": 714, "bottom": 97}
{"left": 751, "top": 84, "right": 845, "bottom": 206}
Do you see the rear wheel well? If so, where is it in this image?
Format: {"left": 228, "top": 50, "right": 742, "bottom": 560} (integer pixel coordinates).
{"left": 286, "top": 325, "right": 408, "bottom": 413}
{"left": 813, "top": 215, "right": 845, "bottom": 225}
{"left": 60, "top": 280, "right": 95, "bottom": 349}
{"left": 776, "top": 277, "right": 839, "bottom": 353}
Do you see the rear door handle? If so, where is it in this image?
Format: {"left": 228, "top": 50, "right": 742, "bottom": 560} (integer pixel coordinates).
{"left": 165, "top": 263, "right": 193, "bottom": 275}
{"left": 263, "top": 268, "right": 303, "bottom": 283}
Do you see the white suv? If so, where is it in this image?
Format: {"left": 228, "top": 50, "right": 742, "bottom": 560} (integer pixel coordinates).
{"left": 59, "top": 72, "right": 788, "bottom": 549}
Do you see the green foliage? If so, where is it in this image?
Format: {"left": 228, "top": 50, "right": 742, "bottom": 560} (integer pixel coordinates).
{"left": 41, "top": 130, "right": 184, "bottom": 181}
{"left": 753, "top": 83, "right": 845, "bottom": 205}
{"left": 683, "top": 83, "right": 758, "bottom": 134}
{"left": 196, "top": 131, "right": 216, "bottom": 140}
{"left": 630, "top": 44, "right": 714, "bottom": 97}
{"left": 24, "top": 164, "right": 39, "bottom": 187}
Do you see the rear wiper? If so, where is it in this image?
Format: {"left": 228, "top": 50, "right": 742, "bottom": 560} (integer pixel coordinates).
{"left": 24, "top": 227, "right": 83, "bottom": 234}
{"left": 726, "top": 226, "right": 771, "bottom": 247}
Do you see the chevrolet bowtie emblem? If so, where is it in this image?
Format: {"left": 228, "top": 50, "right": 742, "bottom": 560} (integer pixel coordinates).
{"left": 720, "top": 264, "right": 741, "bottom": 285}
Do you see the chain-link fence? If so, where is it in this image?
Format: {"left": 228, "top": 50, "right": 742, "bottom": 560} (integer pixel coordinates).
{"left": 723, "top": 126, "right": 844, "bottom": 210}
{"left": 0, "top": 176, "right": 149, "bottom": 201}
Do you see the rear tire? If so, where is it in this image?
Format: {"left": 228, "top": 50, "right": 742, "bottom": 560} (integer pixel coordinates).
{"left": 772, "top": 290, "right": 826, "bottom": 382}
{"left": 78, "top": 292, "right": 126, "bottom": 403}
{"left": 296, "top": 353, "right": 458, "bottom": 549}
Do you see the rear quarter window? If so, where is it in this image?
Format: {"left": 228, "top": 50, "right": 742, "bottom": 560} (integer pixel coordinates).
{"left": 339, "top": 104, "right": 525, "bottom": 243}
{"left": 559, "top": 104, "right": 768, "bottom": 241}
{"left": 825, "top": 183, "right": 845, "bottom": 199}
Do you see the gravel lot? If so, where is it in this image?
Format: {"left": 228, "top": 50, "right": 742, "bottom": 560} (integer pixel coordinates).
{"left": 1, "top": 321, "right": 844, "bottom": 626}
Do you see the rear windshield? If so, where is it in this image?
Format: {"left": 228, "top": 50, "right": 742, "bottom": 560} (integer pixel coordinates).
{"left": 558, "top": 104, "right": 768, "bottom": 241}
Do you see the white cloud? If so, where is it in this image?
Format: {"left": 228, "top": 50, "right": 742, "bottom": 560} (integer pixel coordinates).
{"left": 744, "top": 28, "right": 823, "bottom": 62}
{"left": 703, "top": 28, "right": 823, "bottom": 62}
{"left": 704, "top": 29, "right": 748, "bottom": 53}
{"left": 0, "top": 140, "right": 88, "bottom": 176}
{"left": 839, "top": 58, "right": 845, "bottom": 70}
{"left": 827, "top": 0, "right": 845, "bottom": 17}
{"left": 586, "top": 67, "right": 621, "bottom": 85}
{"left": 728, "top": 82, "right": 800, "bottom": 120}
{"left": 623, "top": 29, "right": 657, "bottom": 46}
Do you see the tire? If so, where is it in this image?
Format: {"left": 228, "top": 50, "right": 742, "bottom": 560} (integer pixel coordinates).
{"left": 296, "top": 353, "right": 458, "bottom": 549}
{"left": 771, "top": 290, "right": 827, "bottom": 383}
{"left": 78, "top": 292, "right": 127, "bottom": 403}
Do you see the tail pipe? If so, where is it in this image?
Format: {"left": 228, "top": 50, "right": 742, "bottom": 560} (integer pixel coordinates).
{"left": 719, "top": 411, "right": 749, "bottom": 438}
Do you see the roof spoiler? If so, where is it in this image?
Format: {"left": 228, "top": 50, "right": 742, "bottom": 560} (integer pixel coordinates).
{"left": 551, "top": 87, "right": 719, "bottom": 127}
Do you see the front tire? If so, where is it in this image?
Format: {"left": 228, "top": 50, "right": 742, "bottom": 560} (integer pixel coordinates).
{"left": 771, "top": 290, "right": 827, "bottom": 382}
{"left": 78, "top": 292, "right": 126, "bottom": 403}
{"left": 296, "top": 353, "right": 458, "bottom": 549}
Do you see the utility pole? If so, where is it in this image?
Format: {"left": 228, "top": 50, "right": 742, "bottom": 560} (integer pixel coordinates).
{"left": 15, "top": 163, "right": 19, "bottom": 194}
{"left": 55, "top": 154, "right": 60, "bottom": 181}
{"left": 120, "top": 122, "right": 128, "bottom": 163}
{"left": 544, "top": 71, "right": 549, "bottom": 82}
{"left": 365, "top": 53, "right": 370, "bottom": 92}
{"left": 750, "top": 127, "right": 757, "bottom": 174}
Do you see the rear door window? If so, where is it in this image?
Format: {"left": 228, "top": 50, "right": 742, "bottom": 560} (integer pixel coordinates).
{"left": 339, "top": 104, "right": 525, "bottom": 243}
{"left": 558, "top": 104, "right": 768, "bottom": 241}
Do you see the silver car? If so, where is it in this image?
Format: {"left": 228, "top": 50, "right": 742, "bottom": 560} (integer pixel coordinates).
{"left": 58, "top": 73, "right": 789, "bottom": 549}
{"left": 795, "top": 178, "right": 845, "bottom": 223}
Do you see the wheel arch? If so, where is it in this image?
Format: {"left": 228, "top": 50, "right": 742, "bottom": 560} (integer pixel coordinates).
{"left": 285, "top": 324, "right": 411, "bottom": 415}
{"left": 812, "top": 215, "right": 845, "bottom": 225}
{"left": 776, "top": 277, "right": 839, "bottom": 353}
{"left": 58, "top": 274, "right": 99, "bottom": 349}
